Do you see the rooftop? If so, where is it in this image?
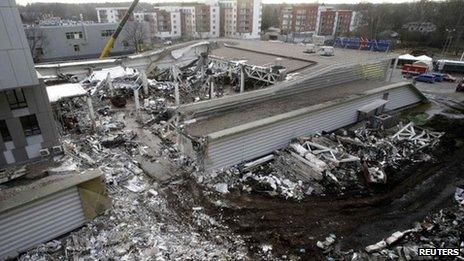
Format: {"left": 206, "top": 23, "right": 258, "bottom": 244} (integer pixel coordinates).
{"left": 183, "top": 79, "right": 392, "bottom": 136}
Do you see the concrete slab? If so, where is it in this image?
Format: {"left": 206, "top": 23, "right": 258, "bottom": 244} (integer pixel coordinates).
{"left": 138, "top": 157, "right": 174, "bottom": 182}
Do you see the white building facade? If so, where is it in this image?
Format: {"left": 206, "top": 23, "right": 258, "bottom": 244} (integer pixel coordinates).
{"left": 219, "top": 0, "right": 261, "bottom": 39}
{"left": 96, "top": 0, "right": 258, "bottom": 40}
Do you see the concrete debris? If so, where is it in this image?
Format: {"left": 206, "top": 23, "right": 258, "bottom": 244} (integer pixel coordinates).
{"left": 336, "top": 190, "right": 464, "bottom": 259}
{"left": 317, "top": 234, "right": 337, "bottom": 251}
{"left": 19, "top": 102, "right": 247, "bottom": 260}
{"left": 125, "top": 176, "right": 147, "bottom": 193}
{"left": 385, "top": 231, "right": 405, "bottom": 245}
{"left": 454, "top": 187, "right": 464, "bottom": 205}
{"left": 214, "top": 183, "right": 229, "bottom": 194}
{"left": 365, "top": 240, "right": 387, "bottom": 253}
{"left": 199, "top": 121, "right": 443, "bottom": 199}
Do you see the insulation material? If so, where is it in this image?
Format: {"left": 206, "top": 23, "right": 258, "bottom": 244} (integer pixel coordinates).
{"left": 46, "top": 83, "right": 87, "bottom": 103}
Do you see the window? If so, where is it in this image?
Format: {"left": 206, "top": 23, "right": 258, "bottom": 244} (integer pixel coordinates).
{"left": 5, "top": 89, "right": 27, "bottom": 110}
{"left": 65, "top": 31, "right": 83, "bottom": 39}
{"left": 101, "top": 29, "right": 115, "bottom": 37}
{"left": 20, "top": 115, "right": 41, "bottom": 137}
{"left": 74, "top": 45, "right": 80, "bottom": 52}
{"left": 0, "top": 120, "right": 12, "bottom": 142}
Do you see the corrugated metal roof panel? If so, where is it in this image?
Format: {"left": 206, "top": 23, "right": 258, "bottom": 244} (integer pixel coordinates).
{"left": 206, "top": 85, "right": 423, "bottom": 171}
{"left": 0, "top": 186, "right": 85, "bottom": 259}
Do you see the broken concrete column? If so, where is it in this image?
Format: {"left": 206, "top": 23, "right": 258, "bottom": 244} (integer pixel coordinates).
{"left": 174, "top": 83, "right": 180, "bottom": 106}
{"left": 106, "top": 72, "right": 113, "bottom": 95}
{"left": 140, "top": 71, "right": 149, "bottom": 95}
{"left": 134, "top": 88, "right": 140, "bottom": 110}
{"left": 240, "top": 65, "right": 245, "bottom": 93}
{"left": 86, "top": 95, "right": 95, "bottom": 120}
{"left": 210, "top": 81, "right": 215, "bottom": 100}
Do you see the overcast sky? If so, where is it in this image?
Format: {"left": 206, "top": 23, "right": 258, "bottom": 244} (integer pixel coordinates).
{"left": 17, "top": 0, "right": 427, "bottom": 5}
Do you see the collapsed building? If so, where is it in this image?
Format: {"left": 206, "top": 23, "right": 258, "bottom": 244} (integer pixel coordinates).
{"left": 176, "top": 61, "right": 425, "bottom": 172}
{"left": 4, "top": 0, "right": 459, "bottom": 258}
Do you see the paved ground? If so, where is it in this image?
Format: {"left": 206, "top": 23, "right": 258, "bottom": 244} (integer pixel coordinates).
{"left": 219, "top": 39, "right": 395, "bottom": 71}
{"left": 185, "top": 80, "right": 390, "bottom": 136}
{"left": 390, "top": 69, "right": 464, "bottom": 102}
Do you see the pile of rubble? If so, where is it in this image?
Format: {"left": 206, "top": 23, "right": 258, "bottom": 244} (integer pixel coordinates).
{"left": 19, "top": 109, "right": 247, "bottom": 260}
{"left": 318, "top": 187, "right": 464, "bottom": 260}
{"left": 198, "top": 122, "right": 444, "bottom": 199}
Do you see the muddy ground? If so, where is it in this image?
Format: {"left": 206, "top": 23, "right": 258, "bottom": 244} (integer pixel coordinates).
{"left": 170, "top": 112, "right": 464, "bottom": 259}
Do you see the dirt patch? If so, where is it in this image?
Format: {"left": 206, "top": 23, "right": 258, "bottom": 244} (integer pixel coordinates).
{"left": 198, "top": 114, "right": 464, "bottom": 259}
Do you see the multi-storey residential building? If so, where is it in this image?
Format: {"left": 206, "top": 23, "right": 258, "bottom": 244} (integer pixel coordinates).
{"left": 277, "top": 4, "right": 358, "bottom": 37}
{"left": 219, "top": 0, "right": 261, "bottom": 39}
{"left": 0, "top": 0, "right": 60, "bottom": 168}
{"left": 280, "top": 4, "right": 318, "bottom": 34}
{"left": 97, "top": 1, "right": 220, "bottom": 40}
{"left": 25, "top": 23, "right": 136, "bottom": 62}
{"left": 317, "top": 8, "right": 337, "bottom": 36}
{"left": 96, "top": 7, "right": 132, "bottom": 23}
{"left": 335, "top": 10, "right": 353, "bottom": 35}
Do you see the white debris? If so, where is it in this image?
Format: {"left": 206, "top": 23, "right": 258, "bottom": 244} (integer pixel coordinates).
{"left": 317, "top": 234, "right": 337, "bottom": 249}
{"left": 385, "top": 231, "right": 405, "bottom": 245}
{"left": 46, "top": 83, "right": 87, "bottom": 103}
{"left": 261, "top": 244, "right": 273, "bottom": 253}
{"left": 125, "top": 176, "right": 147, "bottom": 193}
{"left": 365, "top": 240, "right": 387, "bottom": 253}
{"left": 214, "top": 183, "right": 229, "bottom": 194}
{"left": 454, "top": 187, "right": 464, "bottom": 204}
{"left": 147, "top": 189, "right": 158, "bottom": 197}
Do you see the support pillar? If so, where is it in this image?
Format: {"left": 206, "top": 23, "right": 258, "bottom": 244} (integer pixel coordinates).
{"left": 86, "top": 95, "right": 95, "bottom": 120}
{"left": 134, "top": 88, "right": 140, "bottom": 110}
{"left": 106, "top": 72, "right": 113, "bottom": 95}
{"left": 388, "top": 57, "right": 399, "bottom": 82}
{"left": 174, "top": 83, "right": 180, "bottom": 106}
{"left": 210, "top": 81, "right": 215, "bottom": 100}
{"left": 140, "top": 71, "right": 149, "bottom": 95}
{"left": 240, "top": 65, "right": 245, "bottom": 93}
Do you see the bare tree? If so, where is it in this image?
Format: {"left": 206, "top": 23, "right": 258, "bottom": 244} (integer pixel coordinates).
{"left": 123, "top": 21, "right": 147, "bottom": 52}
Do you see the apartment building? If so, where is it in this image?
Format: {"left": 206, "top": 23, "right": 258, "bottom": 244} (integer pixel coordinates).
{"left": 96, "top": 7, "right": 132, "bottom": 23}
{"left": 0, "top": 0, "right": 60, "bottom": 168}
{"left": 280, "top": 4, "right": 318, "bottom": 34}
{"left": 97, "top": 1, "right": 220, "bottom": 40}
{"left": 219, "top": 0, "right": 261, "bottom": 39}
{"left": 318, "top": 8, "right": 337, "bottom": 36}
{"left": 278, "top": 4, "right": 358, "bottom": 37}
{"left": 25, "top": 23, "right": 135, "bottom": 62}
{"left": 336, "top": 10, "right": 353, "bottom": 35}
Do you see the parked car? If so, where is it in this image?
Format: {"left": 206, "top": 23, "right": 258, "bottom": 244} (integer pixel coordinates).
{"left": 443, "top": 73, "right": 457, "bottom": 82}
{"left": 431, "top": 72, "right": 444, "bottom": 82}
{"left": 414, "top": 73, "right": 436, "bottom": 83}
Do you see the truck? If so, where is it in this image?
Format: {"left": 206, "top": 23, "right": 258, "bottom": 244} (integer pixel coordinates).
{"left": 401, "top": 64, "right": 428, "bottom": 77}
